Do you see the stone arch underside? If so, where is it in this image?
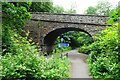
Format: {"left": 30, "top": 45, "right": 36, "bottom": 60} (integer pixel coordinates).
{"left": 39, "top": 21, "right": 107, "bottom": 53}
{"left": 39, "top": 21, "right": 107, "bottom": 43}
{"left": 44, "top": 27, "right": 92, "bottom": 46}
{"left": 25, "top": 20, "right": 108, "bottom": 53}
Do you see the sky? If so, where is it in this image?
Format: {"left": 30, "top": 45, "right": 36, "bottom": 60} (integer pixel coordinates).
{"left": 52, "top": 0, "right": 120, "bottom": 14}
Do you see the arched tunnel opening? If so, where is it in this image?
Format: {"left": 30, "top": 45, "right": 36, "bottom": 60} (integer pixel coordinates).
{"left": 43, "top": 27, "right": 93, "bottom": 54}
{"left": 58, "top": 35, "right": 81, "bottom": 49}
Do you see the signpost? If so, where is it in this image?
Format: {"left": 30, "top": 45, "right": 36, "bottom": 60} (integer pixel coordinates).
{"left": 58, "top": 43, "right": 69, "bottom": 47}
{"left": 58, "top": 38, "right": 69, "bottom": 56}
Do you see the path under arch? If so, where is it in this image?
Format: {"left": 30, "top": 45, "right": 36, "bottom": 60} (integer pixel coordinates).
{"left": 67, "top": 49, "right": 92, "bottom": 78}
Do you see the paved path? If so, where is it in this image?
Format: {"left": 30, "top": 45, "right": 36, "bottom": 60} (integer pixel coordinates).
{"left": 65, "top": 49, "right": 91, "bottom": 78}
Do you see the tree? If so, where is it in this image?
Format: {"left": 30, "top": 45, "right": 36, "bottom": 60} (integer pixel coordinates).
{"left": 52, "top": 5, "right": 65, "bottom": 13}
{"left": 30, "top": 1, "right": 76, "bottom": 14}
{"left": 84, "top": 6, "right": 97, "bottom": 14}
{"left": 65, "top": 8, "right": 76, "bottom": 14}
{"left": 53, "top": 5, "right": 76, "bottom": 14}
{"left": 2, "top": 2, "right": 32, "bottom": 55}
{"left": 96, "top": 1, "right": 113, "bottom": 16}
{"left": 65, "top": 2, "right": 76, "bottom": 14}
{"left": 30, "top": 1, "right": 54, "bottom": 12}
{"left": 55, "top": 31, "right": 93, "bottom": 49}
{"left": 2, "top": 2, "right": 70, "bottom": 79}
{"left": 85, "top": 1, "right": 113, "bottom": 16}
{"left": 81, "top": 8, "right": 120, "bottom": 79}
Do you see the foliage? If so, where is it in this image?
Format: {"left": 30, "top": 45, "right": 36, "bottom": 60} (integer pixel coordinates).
{"left": 30, "top": 1, "right": 76, "bottom": 14}
{"left": 2, "top": 2, "right": 32, "bottom": 54}
{"left": 85, "top": 6, "right": 97, "bottom": 14}
{"left": 30, "top": 1, "right": 54, "bottom": 12}
{"left": 85, "top": 1, "right": 113, "bottom": 16}
{"left": 78, "top": 45, "right": 90, "bottom": 54}
{"left": 86, "top": 9, "right": 120, "bottom": 79}
{"left": 2, "top": 2, "right": 31, "bottom": 31}
{"left": 2, "top": 27, "right": 40, "bottom": 55}
{"left": 88, "top": 24, "right": 119, "bottom": 79}
{"left": 65, "top": 2, "right": 76, "bottom": 14}
{"left": 76, "top": 32, "right": 93, "bottom": 46}
{"left": 54, "top": 31, "right": 93, "bottom": 54}
{"left": 53, "top": 36, "right": 72, "bottom": 54}
{"left": 1, "top": 51, "right": 70, "bottom": 79}
{"left": 0, "top": 23, "right": 1, "bottom": 40}
{"left": 2, "top": 2, "right": 70, "bottom": 79}
{"left": 52, "top": 5, "right": 65, "bottom": 13}
{"left": 65, "top": 8, "right": 76, "bottom": 14}
{"left": 57, "top": 31, "right": 93, "bottom": 48}
{"left": 53, "top": 46, "right": 71, "bottom": 54}
{"left": 96, "top": 0, "right": 113, "bottom": 15}
{"left": 107, "top": 9, "right": 119, "bottom": 24}
{"left": 53, "top": 5, "right": 76, "bottom": 14}
{"left": 1, "top": 30, "right": 70, "bottom": 79}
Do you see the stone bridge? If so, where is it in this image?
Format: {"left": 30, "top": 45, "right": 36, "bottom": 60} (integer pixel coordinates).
{"left": 25, "top": 12, "right": 110, "bottom": 53}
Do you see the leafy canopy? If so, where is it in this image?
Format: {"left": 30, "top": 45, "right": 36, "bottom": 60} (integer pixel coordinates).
{"left": 85, "top": 0, "right": 113, "bottom": 16}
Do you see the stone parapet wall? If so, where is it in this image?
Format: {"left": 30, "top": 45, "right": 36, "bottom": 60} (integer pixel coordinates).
{"left": 31, "top": 12, "right": 110, "bottom": 26}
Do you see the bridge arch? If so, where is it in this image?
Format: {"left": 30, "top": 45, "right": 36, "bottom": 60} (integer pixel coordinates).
{"left": 44, "top": 27, "right": 92, "bottom": 45}
{"left": 25, "top": 13, "right": 110, "bottom": 54}
{"left": 43, "top": 27, "right": 93, "bottom": 53}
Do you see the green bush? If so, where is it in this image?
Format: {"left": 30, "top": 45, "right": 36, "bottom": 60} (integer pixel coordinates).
{"left": 1, "top": 29, "right": 70, "bottom": 79}
{"left": 82, "top": 9, "right": 120, "bottom": 79}
{"left": 1, "top": 25, "right": 70, "bottom": 79}
{"left": 2, "top": 2, "right": 31, "bottom": 31}
{"left": 1, "top": 53, "right": 70, "bottom": 79}
{"left": 2, "top": 27, "right": 39, "bottom": 55}
{"left": 78, "top": 45, "right": 90, "bottom": 54}
{"left": 2, "top": 2, "right": 32, "bottom": 55}
{"left": 55, "top": 31, "right": 93, "bottom": 53}
{"left": 2, "top": 2, "right": 70, "bottom": 79}
{"left": 88, "top": 23, "right": 120, "bottom": 79}
{"left": 53, "top": 46, "right": 71, "bottom": 54}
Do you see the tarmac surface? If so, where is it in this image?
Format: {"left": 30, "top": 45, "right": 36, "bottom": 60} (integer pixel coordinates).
{"left": 66, "top": 50, "right": 92, "bottom": 78}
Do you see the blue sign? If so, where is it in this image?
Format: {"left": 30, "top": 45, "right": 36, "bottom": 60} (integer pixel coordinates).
{"left": 58, "top": 43, "right": 69, "bottom": 47}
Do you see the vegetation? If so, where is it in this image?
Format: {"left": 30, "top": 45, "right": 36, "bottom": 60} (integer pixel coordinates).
{"left": 85, "top": 0, "right": 114, "bottom": 16}
{"left": 1, "top": 1, "right": 119, "bottom": 79}
{"left": 30, "top": 1, "right": 76, "bottom": 14}
{"left": 52, "top": 5, "right": 65, "bottom": 13}
{"left": 1, "top": 52, "right": 70, "bottom": 79}
{"left": 30, "top": 1, "right": 54, "bottom": 12}
{"left": 54, "top": 31, "right": 93, "bottom": 54}
{"left": 53, "top": 46, "right": 71, "bottom": 54}
{"left": 88, "top": 24, "right": 119, "bottom": 79}
{"left": 2, "top": 2, "right": 32, "bottom": 55}
{"left": 82, "top": 8, "right": 120, "bottom": 79}
{"left": 1, "top": 2, "right": 70, "bottom": 79}
{"left": 85, "top": 6, "right": 97, "bottom": 15}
